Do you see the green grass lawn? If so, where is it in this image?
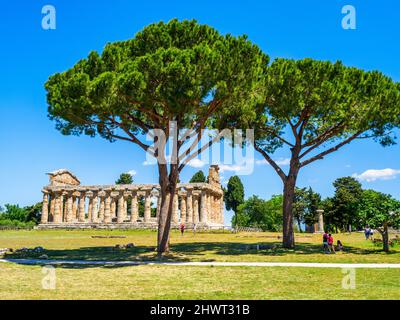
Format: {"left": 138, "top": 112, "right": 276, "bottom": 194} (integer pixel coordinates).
{"left": 1, "top": 263, "right": 399, "bottom": 299}
{"left": 0, "top": 229, "right": 399, "bottom": 299}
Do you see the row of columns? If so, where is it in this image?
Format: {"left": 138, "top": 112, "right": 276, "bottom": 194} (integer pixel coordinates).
{"left": 41, "top": 188, "right": 224, "bottom": 225}
{"left": 41, "top": 190, "right": 149, "bottom": 224}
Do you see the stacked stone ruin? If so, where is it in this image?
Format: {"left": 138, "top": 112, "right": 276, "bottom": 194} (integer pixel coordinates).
{"left": 39, "top": 166, "right": 224, "bottom": 229}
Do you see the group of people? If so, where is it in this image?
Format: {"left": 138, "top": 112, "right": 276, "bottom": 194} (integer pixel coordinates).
{"left": 179, "top": 223, "right": 197, "bottom": 236}
{"left": 322, "top": 231, "right": 343, "bottom": 253}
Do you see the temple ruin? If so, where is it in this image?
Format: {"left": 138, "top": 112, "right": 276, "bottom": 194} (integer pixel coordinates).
{"left": 39, "top": 166, "right": 225, "bottom": 229}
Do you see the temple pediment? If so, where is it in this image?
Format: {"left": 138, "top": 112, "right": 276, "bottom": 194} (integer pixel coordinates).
{"left": 47, "top": 169, "right": 81, "bottom": 186}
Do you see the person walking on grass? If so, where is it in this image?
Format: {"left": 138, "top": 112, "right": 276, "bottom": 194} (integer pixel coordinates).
{"left": 322, "top": 231, "right": 329, "bottom": 253}
{"left": 180, "top": 223, "right": 185, "bottom": 236}
{"left": 364, "top": 226, "right": 371, "bottom": 240}
{"left": 328, "top": 234, "right": 335, "bottom": 253}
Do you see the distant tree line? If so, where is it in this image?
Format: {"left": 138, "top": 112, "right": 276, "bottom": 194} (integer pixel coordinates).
{"left": 224, "top": 175, "right": 400, "bottom": 247}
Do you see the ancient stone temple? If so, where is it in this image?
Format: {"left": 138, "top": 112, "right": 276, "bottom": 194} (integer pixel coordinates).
{"left": 39, "top": 166, "right": 225, "bottom": 229}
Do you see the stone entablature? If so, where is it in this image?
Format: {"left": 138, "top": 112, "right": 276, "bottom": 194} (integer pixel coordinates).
{"left": 39, "top": 167, "right": 225, "bottom": 229}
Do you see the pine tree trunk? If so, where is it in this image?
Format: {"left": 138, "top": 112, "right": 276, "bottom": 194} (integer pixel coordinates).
{"left": 382, "top": 223, "right": 389, "bottom": 253}
{"left": 282, "top": 165, "right": 299, "bottom": 249}
{"left": 377, "top": 224, "right": 390, "bottom": 253}
{"left": 157, "top": 164, "right": 178, "bottom": 255}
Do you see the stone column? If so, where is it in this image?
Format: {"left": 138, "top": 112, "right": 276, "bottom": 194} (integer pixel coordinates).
{"left": 60, "top": 194, "right": 65, "bottom": 222}
{"left": 180, "top": 194, "right": 187, "bottom": 223}
{"left": 78, "top": 192, "right": 86, "bottom": 223}
{"left": 200, "top": 191, "right": 207, "bottom": 223}
{"left": 53, "top": 192, "right": 62, "bottom": 223}
{"left": 41, "top": 191, "right": 49, "bottom": 224}
{"left": 123, "top": 193, "right": 129, "bottom": 221}
{"left": 117, "top": 192, "right": 125, "bottom": 223}
{"left": 193, "top": 193, "right": 200, "bottom": 223}
{"left": 104, "top": 193, "right": 112, "bottom": 223}
{"left": 130, "top": 192, "right": 138, "bottom": 223}
{"left": 72, "top": 196, "right": 78, "bottom": 221}
{"left": 144, "top": 192, "right": 151, "bottom": 222}
{"left": 91, "top": 193, "right": 98, "bottom": 223}
{"left": 207, "top": 193, "right": 213, "bottom": 223}
{"left": 87, "top": 193, "right": 93, "bottom": 222}
{"left": 317, "top": 209, "right": 324, "bottom": 233}
{"left": 49, "top": 193, "right": 55, "bottom": 222}
{"left": 65, "top": 192, "right": 74, "bottom": 223}
{"left": 213, "top": 195, "right": 220, "bottom": 224}
{"left": 172, "top": 193, "right": 179, "bottom": 224}
{"left": 220, "top": 195, "right": 225, "bottom": 224}
{"left": 186, "top": 190, "right": 193, "bottom": 223}
{"left": 98, "top": 195, "right": 105, "bottom": 223}
{"left": 111, "top": 196, "right": 116, "bottom": 219}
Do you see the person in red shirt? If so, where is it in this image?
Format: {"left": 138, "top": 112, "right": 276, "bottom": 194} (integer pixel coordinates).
{"left": 322, "top": 232, "right": 329, "bottom": 253}
{"left": 179, "top": 223, "right": 185, "bottom": 236}
{"left": 328, "top": 234, "right": 335, "bottom": 253}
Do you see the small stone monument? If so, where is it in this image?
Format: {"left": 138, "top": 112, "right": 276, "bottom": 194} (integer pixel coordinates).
{"left": 315, "top": 209, "right": 324, "bottom": 233}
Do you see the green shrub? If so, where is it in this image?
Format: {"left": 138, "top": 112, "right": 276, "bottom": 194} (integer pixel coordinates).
{"left": 0, "top": 219, "right": 36, "bottom": 228}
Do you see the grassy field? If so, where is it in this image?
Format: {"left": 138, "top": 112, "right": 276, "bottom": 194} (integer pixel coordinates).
{"left": 0, "top": 229, "right": 399, "bottom": 299}
{"left": 1, "top": 263, "right": 399, "bottom": 299}
{"left": 0, "top": 229, "right": 399, "bottom": 263}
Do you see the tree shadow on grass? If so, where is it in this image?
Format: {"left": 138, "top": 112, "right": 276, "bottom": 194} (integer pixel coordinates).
{"left": 3, "top": 240, "right": 398, "bottom": 270}
{"left": 171, "top": 241, "right": 399, "bottom": 257}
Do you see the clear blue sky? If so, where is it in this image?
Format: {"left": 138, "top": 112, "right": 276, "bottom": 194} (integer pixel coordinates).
{"left": 0, "top": 0, "right": 399, "bottom": 225}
